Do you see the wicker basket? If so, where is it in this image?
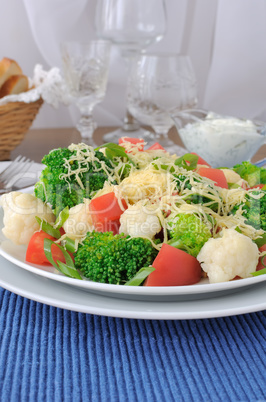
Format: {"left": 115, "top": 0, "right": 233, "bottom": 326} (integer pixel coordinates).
{"left": 0, "top": 98, "right": 43, "bottom": 160}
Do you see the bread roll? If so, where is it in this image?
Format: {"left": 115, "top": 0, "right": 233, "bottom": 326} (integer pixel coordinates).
{"left": 0, "top": 74, "right": 29, "bottom": 98}
{"left": 0, "top": 57, "right": 22, "bottom": 88}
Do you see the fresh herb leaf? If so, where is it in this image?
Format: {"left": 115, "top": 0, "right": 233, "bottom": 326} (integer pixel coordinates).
{"left": 57, "top": 261, "right": 83, "bottom": 280}
{"left": 62, "top": 236, "right": 78, "bottom": 253}
{"left": 254, "top": 233, "right": 266, "bottom": 248}
{"left": 96, "top": 143, "right": 136, "bottom": 166}
{"left": 55, "top": 207, "right": 69, "bottom": 228}
{"left": 125, "top": 267, "right": 155, "bottom": 286}
{"left": 251, "top": 268, "right": 266, "bottom": 276}
{"left": 35, "top": 217, "right": 61, "bottom": 239}
{"left": 228, "top": 183, "right": 241, "bottom": 189}
{"left": 105, "top": 148, "right": 117, "bottom": 161}
{"left": 36, "top": 208, "right": 69, "bottom": 238}
{"left": 43, "top": 238, "right": 82, "bottom": 279}
{"left": 174, "top": 153, "right": 198, "bottom": 171}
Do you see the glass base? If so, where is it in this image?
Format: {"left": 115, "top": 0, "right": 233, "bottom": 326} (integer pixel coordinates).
{"left": 103, "top": 127, "right": 156, "bottom": 144}
{"left": 79, "top": 137, "right": 97, "bottom": 148}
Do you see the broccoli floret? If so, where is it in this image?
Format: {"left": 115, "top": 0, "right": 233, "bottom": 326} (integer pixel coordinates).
{"left": 233, "top": 161, "right": 266, "bottom": 187}
{"left": 34, "top": 145, "right": 115, "bottom": 213}
{"left": 74, "top": 231, "right": 158, "bottom": 284}
{"left": 231, "top": 190, "right": 266, "bottom": 231}
{"left": 174, "top": 174, "right": 219, "bottom": 211}
{"left": 167, "top": 213, "right": 212, "bottom": 257}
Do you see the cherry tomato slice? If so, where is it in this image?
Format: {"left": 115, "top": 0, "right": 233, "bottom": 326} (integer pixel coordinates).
{"left": 197, "top": 167, "right": 228, "bottom": 189}
{"left": 26, "top": 230, "right": 73, "bottom": 265}
{"left": 147, "top": 142, "right": 166, "bottom": 151}
{"left": 89, "top": 192, "right": 127, "bottom": 234}
{"left": 249, "top": 184, "right": 265, "bottom": 190}
{"left": 145, "top": 243, "right": 202, "bottom": 286}
{"left": 118, "top": 137, "right": 144, "bottom": 151}
{"left": 89, "top": 192, "right": 127, "bottom": 223}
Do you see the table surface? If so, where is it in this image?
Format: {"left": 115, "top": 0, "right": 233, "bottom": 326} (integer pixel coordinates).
{"left": 1, "top": 126, "right": 265, "bottom": 401}
{"left": 10, "top": 125, "right": 266, "bottom": 164}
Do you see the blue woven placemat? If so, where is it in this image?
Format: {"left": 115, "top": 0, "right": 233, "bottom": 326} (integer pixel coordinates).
{"left": 0, "top": 288, "right": 265, "bottom": 402}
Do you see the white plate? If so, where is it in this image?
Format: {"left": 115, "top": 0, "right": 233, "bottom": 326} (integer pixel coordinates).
{"left": 1, "top": 235, "right": 266, "bottom": 301}
{"left": 0, "top": 254, "right": 265, "bottom": 319}
{"left": 0, "top": 171, "right": 265, "bottom": 302}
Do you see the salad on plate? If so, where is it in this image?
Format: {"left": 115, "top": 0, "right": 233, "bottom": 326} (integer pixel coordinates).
{"left": 0, "top": 137, "right": 265, "bottom": 287}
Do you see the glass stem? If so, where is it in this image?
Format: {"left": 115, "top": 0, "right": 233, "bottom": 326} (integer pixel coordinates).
{"left": 123, "top": 110, "right": 140, "bottom": 131}
{"left": 76, "top": 105, "right": 97, "bottom": 147}
{"left": 121, "top": 50, "right": 145, "bottom": 132}
{"left": 154, "top": 128, "right": 170, "bottom": 141}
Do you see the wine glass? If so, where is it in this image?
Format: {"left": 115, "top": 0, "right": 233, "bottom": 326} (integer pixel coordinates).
{"left": 60, "top": 40, "right": 111, "bottom": 147}
{"left": 127, "top": 53, "right": 198, "bottom": 154}
{"left": 95, "top": 0, "right": 167, "bottom": 143}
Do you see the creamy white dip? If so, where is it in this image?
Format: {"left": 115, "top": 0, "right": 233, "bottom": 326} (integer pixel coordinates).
{"left": 178, "top": 112, "right": 265, "bottom": 168}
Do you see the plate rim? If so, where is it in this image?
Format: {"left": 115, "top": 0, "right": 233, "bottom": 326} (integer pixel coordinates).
{"left": 0, "top": 243, "right": 266, "bottom": 298}
{"left": 0, "top": 255, "right": 265, "bottom": 320}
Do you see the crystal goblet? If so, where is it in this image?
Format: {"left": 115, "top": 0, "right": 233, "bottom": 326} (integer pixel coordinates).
{"left": 127, "top": 53, "right": 198, "bottom": 154}
{"left": 61, "top": 40, "right": 111, "bottom": 147}
{"left": 95, "top": 0, "right": 166, "bottom": 143}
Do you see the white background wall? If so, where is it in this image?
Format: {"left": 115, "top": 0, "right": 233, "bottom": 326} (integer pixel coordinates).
{"left": 1, "top": 0, "right": 67, "bottom": 128}
{"left": 2, "top": 0, "right": 266, "bottom": 129}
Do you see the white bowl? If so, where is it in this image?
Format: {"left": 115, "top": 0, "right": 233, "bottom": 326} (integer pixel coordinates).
{"left": 171, "top": 109, "right": 266, "bottom": 168}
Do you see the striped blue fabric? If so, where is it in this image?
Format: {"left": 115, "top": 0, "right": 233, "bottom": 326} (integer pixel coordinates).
{"left": 0, "top": 288, "right": 265, "bottom": 402}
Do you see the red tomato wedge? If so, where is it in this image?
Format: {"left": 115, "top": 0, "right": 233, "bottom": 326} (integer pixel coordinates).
{"left": 145, "top": 243, "right": 202, "bottom": 286}
{"left": 256, "top": 244, "right": 266, "bottom": 271}
{"left": 147, "top": 142, "right": 166, "bottom": 151}
{"left": 197, "top": 167, "right": 228, "bottom": 189}
{"left": 26, "top": 230, "right": 73, "bottom": 266}
{"left": 118, "top": 137, "right": 144, "bottom": 151}
{"left": 189, "top": 152, "right": 211, "bottom": 167}
{"left": 89, "top": 192, "right": 127, "bottom": 234}
{"left": 249, "top": 184, "right": 265, "bottom": 190}
{"left": 89, "top": 192, "right": 127, "bottom": 223}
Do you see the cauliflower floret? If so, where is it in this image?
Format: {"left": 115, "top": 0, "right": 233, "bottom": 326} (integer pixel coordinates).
{"left": 0, "top": 192, "right": 55, "bottom": 245}
{"left": 197, "top": 228, "right": 259, "bottom": 283}
{"left": 63, "top": 199, "right": 94, "bottom": 237}
{"left": 119, "top": 201, "right": 161, "bottom": 239}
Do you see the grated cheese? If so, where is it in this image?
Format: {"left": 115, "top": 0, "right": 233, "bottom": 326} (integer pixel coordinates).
{"left": 50, "top": 142, "right": 265, "bottom": 250}
{"left": 58, "top": 143, "right": 117, "bottom": 192}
